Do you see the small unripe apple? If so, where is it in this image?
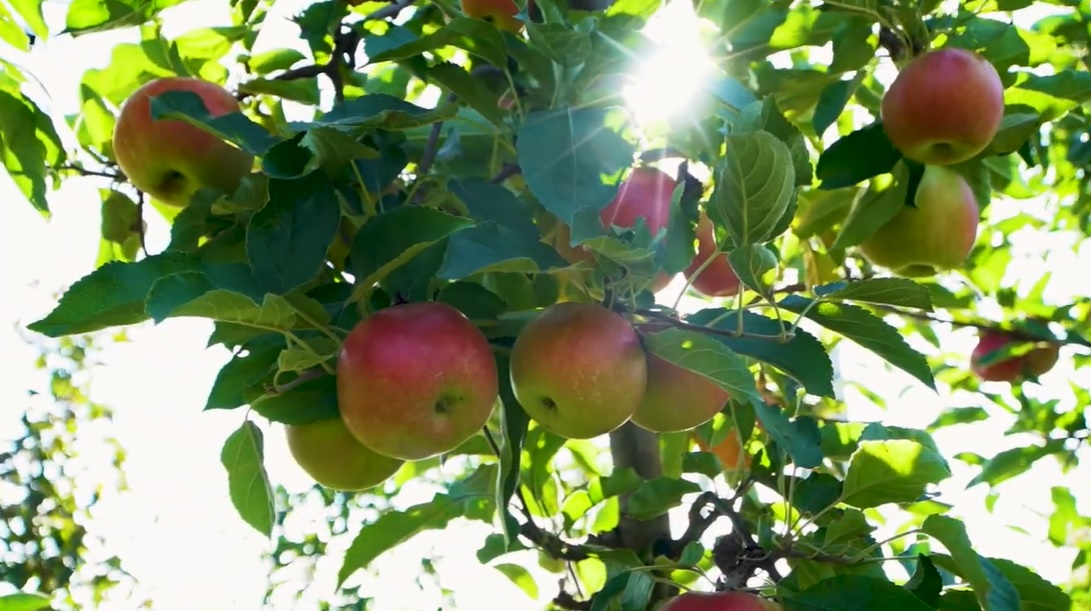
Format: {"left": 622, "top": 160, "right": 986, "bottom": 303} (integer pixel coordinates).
{"left": 112, "top": 77, "right": 254, "bottom": 207}
{"left": 970, "top": 330, "right": 1060, "bottom": 383}
{"left": 630, "top": 354, "right": 731, "bottom": 433}
{"left": 337, "top": 302, "right": 500, "bottom": 460}
{"left": 881, "top": 47, "right": 1005, "bottom": 166}
{"left": 684, "top": 211, "right": 742, "bottom": 297}
{"left": 659, "top": 591, "right": 783, "bottom": 611}
{"left": 461, "top": 0, "right": 528, "bottom": 33}
{"left": 285, "top": 417, "right": 404, "bottom": 491}
{"left": 857, "top": 165, "right": 980, "bottom": 278}
{"left": 509, "top": 302, "right": 647, "bottom": 439}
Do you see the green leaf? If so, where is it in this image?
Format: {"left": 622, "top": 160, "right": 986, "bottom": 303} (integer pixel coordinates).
{"left": 440, "top": 224, "right": 569, "bottom": 278}
{"left": 989, "top": 557, "right": 1071, "bottom": 611}
{"left": 684, "top": 309, "right": 835, "bottom": 398}
{"left": 642, "top": 328, "right": 762, "bottom": 406}
{"left": 365, "top": 18, "right": 509, "bottom": 68}
{"left": 590, "top": 567, "right": 655, "bottom": 611}
{"left": 816, "top": 122, "right": 902, "bottom": 190}
{"left": 966, "top": 439, "right": 1067, "bottom": 490}
{"left": 220, "top": 421, "right": 275, "bottom": 538}
{"left": 246, "top": 173, "right": 341, "bottom": 294}
{"left": 814, "top": 278, "right": 933, "bottom": 311}
{"left": 310, "top": 93, "right": 455, "bottom": 132}
{"left": 492, "top": 563, "right": 539, "bottom": 600}
{"left": 709, "top": 130, "right": 796, "bottom": 246}
{"left": 9, "top": 0, "right": 49, "bottom": 39}
{"left": 829, "top": 164, "right": 910, "bottom": 252}
{"left": 348, "top": 206, "right": 475, "bottom": 303}
{"left": 526, "top": 23, "right": 592, "bottom": 67}
{"left": 813, "top": 75, "right": 860, "bottom": 137}
{"left": 779, "top": 296, "right": 936, "bottom": 390}
{"left": 338, "top": 466, "right": 495, "bottom": 586}
{"left": 841, "top": 440, "right": 952, "bottom": 509}
{"left": 26, "top": 252, "right": 203, "bottom": 337}
{"left": 64, "top": 0, "right": 187, "bottom": 35}
{"left": 906, "top": 555, "right": 943, "bottom": 608}
{"left": 150, "top": 90, "right": 281, "bottom": 155}
{"left": 626, "top": 476, "right": 701, "bottom": 520}
{"left": 781, "top": 575, "right": 934, "bottom": 611}
{"left": 735, "top": 98, "right": 813, "bottom": 187}
{"left": 921, "top": 515, "right": 1020, "bottom": 611}
{"left": 421, "top": 61, "right": 506, "bottom": 126}
{"left": 205, "top": 341, "right": 283, "bottom": 410}
{"left": 248, "top": 48, "right": 307, "bottom": 73}
{"left": 727, "top": 244, "right": 779, "bottom": 296}
{"left": 754, "top": 400, "right": 824, "bottom": 469}
{"left": 0, "top": 592, "right": 52, "bottom": 611}
{"left": 495, "top": 352, "right": 530, "bottom": 544}
{"left": 0, "top": 89, "right": 65, "bottom": 213}
{"left": 251, "top": 374, "right": 340, "bottom": 425}
{"left": 516, "top": 106, "right": 636, "bottom": 225}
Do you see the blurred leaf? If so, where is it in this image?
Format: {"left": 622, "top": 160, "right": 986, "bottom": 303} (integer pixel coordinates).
{"left": 782, "top": 575, "right": 933, "bottom": 611}
{"left": 966, "top": 439, "right": 1067, "bottom": 490}
{"left": 842, "top": 440, "right": 951, "bottom": 508}
{"left": 626, "top": 477, "right": 701, "bottom": 520}
{"left": 922, "top": 515, "right": 1020, "bottom": 611}
{"left": 493, "top": 563, "right": 539, "bottom": 599}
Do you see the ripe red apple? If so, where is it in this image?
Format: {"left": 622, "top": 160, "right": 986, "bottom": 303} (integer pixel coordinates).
{"left": 660, "top": 591, "right": 783, "bottom": 611}
{"left": 461, "top": 0, "right": 527, "bottom": 32}
{"left": 970, "top": 330, "right": 1060, "bottom": 383}
{"left": 630, "top": 354, "right": 731, "bottom": 433}
{"left": 337, "top": 301, "right": 500, "bottom": 460}
{"left": 684, "top": 211, "right": 742, "bottom": 297}
{"left": 285, "top": 417, "right": 404, "bottom": 491}
{"left": 509, "top": 302, "right": 647, "bottom": 439}
{"left": 112, "top": 77, "right": 254, "bottom": 207}
{"left": 857, "top": 165, "right": 980, "bottom": 278}
{"left": 881, "top": 47, "right": 1005, "bottom": 166}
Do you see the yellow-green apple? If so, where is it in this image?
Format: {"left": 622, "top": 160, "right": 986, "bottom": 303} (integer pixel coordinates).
{"left": 553, "top": 166, "right": 680, "bottom": 292}
{"left": 881, "top": 47, "right": 1004, "bottom": 166}
{"left": 857, "top": 165, "right": 980, "bottom": 278}
{"left": 461, "top": 0, "right": 527, "bottom": 32}
{"left": 684, "top": 211, "right": 742, "bottom": 297}
{"left": 629, "top": 353, "right": 730, "bottom": 433}
{"left": 971, "top": 330, "right": 1060, "bottom": 382}
{"left": 509, "top": 302, "right": 647, "bottom": 439}
{"left": 660, "top": 591, "right": 783, "bottom": 611}
{"left": 337, "top": 301, "right": 499, "bottom": 460}
{"left": 112, "top": 77, "right": 254, "bottom": 207}
{"left": 285, "top": 417, "right": 404, "bottom": 491}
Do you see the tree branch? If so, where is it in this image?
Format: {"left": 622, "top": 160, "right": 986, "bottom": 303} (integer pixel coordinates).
{"left": 633, "top": 308, "right": 791, "bottom": 342}
{"left": 53, "top": 163, "right": 123, "bottom": 180}
{"left": 872, "top": 304, "right": 1091, "bottom": 349}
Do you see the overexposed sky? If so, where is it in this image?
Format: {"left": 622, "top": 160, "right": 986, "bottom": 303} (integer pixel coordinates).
{"left": 1, "top": 0, "right": 1088, "bottom": 609}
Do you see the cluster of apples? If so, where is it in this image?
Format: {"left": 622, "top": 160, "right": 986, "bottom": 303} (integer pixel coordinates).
{"left": 554, "top": 165, "right": 744, "bottom": 298}
{"left": 858, "top": 47, "right": 1005, "bottom": 278}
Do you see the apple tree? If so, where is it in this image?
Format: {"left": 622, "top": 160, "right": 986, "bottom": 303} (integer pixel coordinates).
{"left": 8, "top": 0, "right": 1091, "bottom": 609}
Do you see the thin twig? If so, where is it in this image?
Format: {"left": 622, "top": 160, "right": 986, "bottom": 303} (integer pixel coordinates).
{"left": 54, "top": 164, "right": 123, "bottom": 180}
{"left": 633, "top": 309, "right": 791, "bottom": 342}
{"left": 872, "top": 304, "right": 1091, "bottom": 348}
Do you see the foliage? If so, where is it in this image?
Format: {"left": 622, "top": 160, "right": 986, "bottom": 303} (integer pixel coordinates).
{"left": 6, "top": 0, "right": 1091, "bottom": 609}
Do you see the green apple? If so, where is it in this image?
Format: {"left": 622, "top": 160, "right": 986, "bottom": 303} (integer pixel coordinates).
{"left": 509, "top": 302, "right": 647, "bottom": 439}
{"left": 629, "top": 353, "right": 730, "bottom": 433}
{"left": 881, "top": 47, "right": 1004, "bottom": 166}
{"left": 285, "top": 417, "right": 404, "bottom": 491}
{"left": 858, "top": 165, "right": 980, "bottom": 278}
{"left": 337, "top": 302, "right": 500, "bottom": 461}
{"left": 112, "top": 77, "right": 254, "bottom": 207}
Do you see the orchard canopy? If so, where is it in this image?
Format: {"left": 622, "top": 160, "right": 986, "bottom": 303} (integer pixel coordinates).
{"left": 5, "top": 0, "right": 1091, "bottom": 609}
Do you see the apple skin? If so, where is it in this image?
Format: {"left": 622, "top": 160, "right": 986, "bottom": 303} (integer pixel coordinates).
{"left": 285, "top": 417, "right": 404, "bottom": 491}
{"left": 337, "top": 302, "right": 500, "bottom": 461}
{"left": 659, "top": 591, "right": 783, "bottom": 611}
{"left": 112, "top": 77, "right": 254, "bottom": 207}
{"left": 630, "top": 354, "right": 731, "bottom": 433}
{"left": 509, "top": 302, "right": 648, "bottom": 439}
{"left": 684, "top": 211, "right": 742, "bottom": 297}
{"left": 881, "top": 47, "right": 1004, "bottom": 166}
{"left": 694, "top": 426, "right": 750, "bottom": 473}
{"left": 970, "top": 330, "right": 1060, "bottom": 383}
{"left": 857, "top": 165, "right": 980, "bottom": 278}
{"left": 461, "top": 0, "right": 527, "bottom": 32}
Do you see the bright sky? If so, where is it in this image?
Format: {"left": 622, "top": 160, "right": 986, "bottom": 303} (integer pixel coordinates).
{"left": 1, "top": 0, "right": 1088, "bottom": 609}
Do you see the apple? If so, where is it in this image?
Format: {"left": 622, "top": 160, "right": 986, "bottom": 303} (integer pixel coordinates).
{"left": 694, "top": 426, "right": 750, "bottom": 473}
{"left": 857, "top": 165, "right": 980, "bottom": 278}
{"left": 285, "top": 417, "right": 404, "bottom": 491}
{"left": 660, "top": 591, "right": 783, "bottom": 611}
{"left": 461, "top": 0, "right": 527, "bottom": 33}
{"left": 684, "top": 211, "right": 742, "bottom": 297}
{"left": 971, "top": 330, "right": 1060, "bottom": 383}
{"left": 337, "top": 301, "right": 500, "bottom": 460}
{"left": 112, "top": 77, "right": 254, "bottom": 208}
{"left": 880, "top": 47, "right": 1005, "bottom": 166}
{"left": 630, "top": 353, "right": 731, "bottom": 433}
{"left": 509, "top": 302, "right": 647, "bottom": 439}
{"left": 553, "top": 166, "right": 679, "bottom": 292}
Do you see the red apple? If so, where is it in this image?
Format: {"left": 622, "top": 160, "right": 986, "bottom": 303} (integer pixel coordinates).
{"left": 881, "top": 47, "right": 1005, "bottom": 166}
{"left": 630, "top": 354, "right": 731, "bottom": 433}
{"left": 684, "top": 211, "right": 742, "bottom": 297}
{"left": 970, "top": 330, "right": 1060, "bottom": 383}
{"left": 857, "top": 165, "right": 980, "bottom": 278}
{"left": 509, "top": 302, "right": 647, "bottom": 439}
{"left": 461, "top": 0, "right": 527, "bottom": 33}
{"left": 337, "top": 302, "right": 500, "bottom": 460}
{"left": 112, "top": 77, "right": 254, "bottom": 207}
{"left": 660, "top": 591, "right": 783, "bottom": 611}
{"left": 285, "top": 417, "right": 404, "bottom": 491}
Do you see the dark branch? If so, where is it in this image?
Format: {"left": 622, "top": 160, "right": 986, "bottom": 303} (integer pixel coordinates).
{"left": 489, "top": 163, "right": 522, "bottom": 183}
{"left": 53, "top": 163, "right": 123, "bottom": 180}
{"left": 872, "top": 304, "right": 1091, "bottom": 349}
{"left": 632, "top": 308, "right": 791, "bottom": 342}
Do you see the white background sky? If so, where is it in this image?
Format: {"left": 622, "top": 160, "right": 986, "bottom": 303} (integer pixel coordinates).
{"left": 1, "top": 0, "right": 1089, "bottom": 609}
